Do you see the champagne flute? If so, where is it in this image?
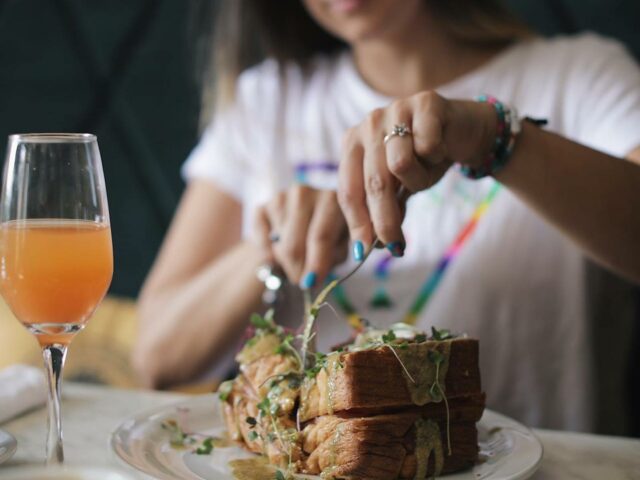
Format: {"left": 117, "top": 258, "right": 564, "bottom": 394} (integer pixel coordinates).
{"left": 0, "top": 134, "right": 113, "bottom": 464}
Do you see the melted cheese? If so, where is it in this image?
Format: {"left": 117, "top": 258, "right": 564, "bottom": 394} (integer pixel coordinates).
{"left": 414, "top": 419, "right": 444, "bottom": 479}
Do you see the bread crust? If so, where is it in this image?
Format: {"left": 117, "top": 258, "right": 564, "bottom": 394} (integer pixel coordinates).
{"left": 299, "top": 339, "right": 481, "bottom": 421}
{"left": 222, "top": 336, "right": 485, "bottom": 479}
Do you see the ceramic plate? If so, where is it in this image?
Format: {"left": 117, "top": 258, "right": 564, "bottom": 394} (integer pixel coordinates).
{"left": 111, "top": 395, "right": 543, "bottom": 480}
{"left": 0, "top": 466, "right": 135, "bottom": 479}
{"left": 0, "top": 429, "right": 17, "bottom": 465}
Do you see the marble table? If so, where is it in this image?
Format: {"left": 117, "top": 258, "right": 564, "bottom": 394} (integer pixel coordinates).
{"left": 1, "top": 383, "right": 639, "bottom": 479}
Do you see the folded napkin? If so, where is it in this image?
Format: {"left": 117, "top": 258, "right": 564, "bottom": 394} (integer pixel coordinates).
{"left": 0, "top": 365, "right": 46, "bottom": 424}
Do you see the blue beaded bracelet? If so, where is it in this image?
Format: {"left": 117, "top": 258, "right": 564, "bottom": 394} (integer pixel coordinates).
{"left": 459, "top": 95, "right": 517, "bottom": 180}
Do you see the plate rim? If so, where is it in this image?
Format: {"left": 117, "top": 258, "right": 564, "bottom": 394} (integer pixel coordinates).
{"left": 0, "top": 429, "right": 17, "bottom": 465}
{"left": 110, "top": 394, "right": 544, "bottom": 480}
{"left": 0, "top": 465, "right": 135, "bottom": 480}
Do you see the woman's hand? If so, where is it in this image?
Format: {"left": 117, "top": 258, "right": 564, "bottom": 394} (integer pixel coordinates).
{"left": 338, "top": 91, "right": 496, "bottom": 255}
{"left": 254, "top": 185, "right": 349, "bottom": 289}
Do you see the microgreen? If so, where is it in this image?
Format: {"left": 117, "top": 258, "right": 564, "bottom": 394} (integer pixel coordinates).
{"left": 274, "top": 334, "right": 294, "bottom": 355}
{"left": 257, "top": 397, "right": 271, "bottom": 418}
{"left": 429, "top": 381, "right": 443, "bottom": 402}
{"left": 287, "top": 375, "right": 301, "bottom": 390}
{"left": 270, "top": 384, "right": 283, "bottom": 396}
{"left": 248, "top": 430, "right": 259, "bottom": 441}
{"left": 218, "top": 380, "right": 233, "bottom": 402}
{"left": 264, "top": 309, "right": 275, "bottom": 322}
{"left": 275, "top": 470, "right": 286, "bottom": 480}
{"left": 161, "top": 420, "right": 187, "bottom": 448}
{"left": 305, "top": 366, "right": 321, "bottom": 379}
{"left": 304, "top": 352, "right": 328, "bottom": 379}
{"left": 246, "top": 416, "right": 257, "bottom": 428}
{"left": 250, "top": 313, "right": 269, "bottom": 329}
{"left": 195, "top": 437, "right": 215, "bottom": 455}
{"left": 249, "top": 309, "right": 282, "bottom": 335}
{"left": 273, "top": 333, "right": 303, "bottom": 368}
{"left": 382, "top": 329, "right": 397, "bottom": 343}
{"left": 431, "top": 326, "right": 452, "bottom": 341}
{"left": 428, "top": 349, "right": 445, "bottom": 365}
{"left": 414, "top": 333, "right": 427, "bottom": 343}
{"left": 162, "top": 419, "right": 218, "bottom": 455}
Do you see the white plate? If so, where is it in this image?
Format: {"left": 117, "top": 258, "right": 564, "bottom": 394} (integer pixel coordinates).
{"left": 111, "top": 395, "right": 543, "bottom": 480}
{"left": 0, "top": 466, "right": 135, "bottom": 480}
{"left": 0, "top": 430, "right": 17, "bottom": 465}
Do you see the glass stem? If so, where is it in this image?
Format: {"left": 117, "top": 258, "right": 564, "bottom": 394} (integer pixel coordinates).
{"left": 42, "top": 344, "right": 68, "bottom": 465}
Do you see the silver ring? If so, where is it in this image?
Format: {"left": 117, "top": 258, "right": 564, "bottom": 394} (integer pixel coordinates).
{"left": 269, "top": 231, "right": 280, "bottom": 243}
{"left": 383, "top": 123, "right": 412, "bottom": 145}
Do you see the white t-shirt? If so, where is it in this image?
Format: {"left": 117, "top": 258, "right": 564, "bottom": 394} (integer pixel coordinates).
{"left": 183, "top": 33, "right": 640, "bottom": 433}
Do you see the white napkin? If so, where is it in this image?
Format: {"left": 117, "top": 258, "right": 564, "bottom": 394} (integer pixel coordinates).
{"left": 0, "top": 364, "right": 47, "bottom": 424}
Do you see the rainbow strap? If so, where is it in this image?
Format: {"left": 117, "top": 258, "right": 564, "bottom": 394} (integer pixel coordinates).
{"left": 403, "top": 181, "right": 501, "bottom": 325}
{"left": 329, "top": 181, "right": 502, "bottom": 329}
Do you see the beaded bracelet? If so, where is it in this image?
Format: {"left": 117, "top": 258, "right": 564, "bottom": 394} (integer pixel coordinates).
{"left": 458, "top": 95, "right": 517, "bottom": 179}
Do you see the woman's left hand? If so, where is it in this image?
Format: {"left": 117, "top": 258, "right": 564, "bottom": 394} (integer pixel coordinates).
{"left": 338, "top": 91, "right": 497, "bottom": 255}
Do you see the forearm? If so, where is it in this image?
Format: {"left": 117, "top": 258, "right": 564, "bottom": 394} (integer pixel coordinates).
{"left": 495, "top": 122, "right": 640, "bottom": 283}
{"left": 134, "top": 240, "right": 267, "bottom": 388}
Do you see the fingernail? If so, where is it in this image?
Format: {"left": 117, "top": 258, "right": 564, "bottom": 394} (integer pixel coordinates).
{"left": 300, "top": 272, "right": 317, "bottom": 290}
{"left": 353, "top": 240, "right": 364, "bottom": 262}
{"left": 386, "top": 241, "right": 405, "bottom": 257}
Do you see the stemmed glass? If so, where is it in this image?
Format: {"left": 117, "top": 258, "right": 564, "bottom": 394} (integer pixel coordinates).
{"left": 0, "top": 134, "right": 113, "bottom": 464}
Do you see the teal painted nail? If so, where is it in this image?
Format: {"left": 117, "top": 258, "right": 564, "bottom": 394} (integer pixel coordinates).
{"left": 353, "top": 240, "right": 364, "bottom": 262}
{"left": 386, "top": 241, "right": 405, "bottom": 258}
{"left": 301, "top": 272, "right": 317, "bottom": 290}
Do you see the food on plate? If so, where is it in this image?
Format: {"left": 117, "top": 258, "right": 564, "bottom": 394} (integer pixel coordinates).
{"left": 219, "top": 309, "right": 485, "bottom": 479}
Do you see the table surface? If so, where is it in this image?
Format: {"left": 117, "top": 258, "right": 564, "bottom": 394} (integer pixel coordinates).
{"left": 1, "top": 383, "right": 639, "bottom": 479}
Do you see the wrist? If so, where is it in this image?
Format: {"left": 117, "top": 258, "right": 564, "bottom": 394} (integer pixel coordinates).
{"left": 446, "top": 100, "right": 497, "bottom": 170}
{"left": 469, "top": 101, "right": 499, "bottom": 170}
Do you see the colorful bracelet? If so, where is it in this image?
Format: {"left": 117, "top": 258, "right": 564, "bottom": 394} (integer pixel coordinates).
{"left": 458, "top": 95, "right": 518, "bottom": 180}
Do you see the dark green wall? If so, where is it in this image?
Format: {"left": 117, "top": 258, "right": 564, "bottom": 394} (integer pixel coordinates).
{"left": 0, "top": 0, "right": 201, "bottom": 297}
{"left": 1, "top": 0, "right": 639, "bottom": 300}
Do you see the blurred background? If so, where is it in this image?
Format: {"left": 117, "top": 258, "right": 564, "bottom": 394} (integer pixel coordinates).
{"left": 0, "top": 0, "right": 638, "bottom": 428}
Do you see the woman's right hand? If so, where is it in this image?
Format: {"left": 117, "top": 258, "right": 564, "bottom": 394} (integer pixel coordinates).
{"left": 254, "top": 185, "right": 349, "bottom": 289}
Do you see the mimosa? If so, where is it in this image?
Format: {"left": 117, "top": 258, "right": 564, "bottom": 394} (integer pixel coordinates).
{"left": 0, "top": 219, "right": 113, "bottom": 345}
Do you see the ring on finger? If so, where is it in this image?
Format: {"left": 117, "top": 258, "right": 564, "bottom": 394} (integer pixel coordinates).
{"left": 383, "top": 123, "right": 412, "bottom": 145}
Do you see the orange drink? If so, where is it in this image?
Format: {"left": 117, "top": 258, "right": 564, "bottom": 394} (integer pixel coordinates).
{"left": 0, "top": 219, "right": 113, "bottom": 345}
{"left": 2, "top": 133, "right": 112, "bottom": 464}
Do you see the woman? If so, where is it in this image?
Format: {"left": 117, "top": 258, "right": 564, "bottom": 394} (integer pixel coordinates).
{"left": 134, "top": 0, "right": 640, "bottom": 434}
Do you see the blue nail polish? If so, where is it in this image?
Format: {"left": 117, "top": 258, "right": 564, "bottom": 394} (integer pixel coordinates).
{"left": 353, "top": 240, "right": 364, "bottom": 262}
{"left": 301, "top": 272, "right": 317, "bottom": 290}
{"left": 386, "top": 241, "right": 405, "bottom": 258}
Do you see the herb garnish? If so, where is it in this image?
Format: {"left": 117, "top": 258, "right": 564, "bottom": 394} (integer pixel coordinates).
{"left": 218, "top": 380, "right": 233, "bottom": 402}
{"left": 195, "top": 437, "right": 215, "bottom": 455}
{"left": 381, "top": 329, "right": 397, "bottom": 343}
{"left": 427, "top": 348, "right": 452, "bottom": 456}
{"left": 251, "top": 311, "right": 274, "bottom": 331}
{"left": 414, "top": 333, "right": 427, "bottom": 343}
{"left": 304, "top": 352, "right": 327, "bottom": 379}
{"left": 431, "top": 326, "right": 452, "bottom": 341}
{"left": 161, "top": 419, "right": 218, "bottom": 455}
{"left": 161, "top": 420, "right": 187, "bottom": 448}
